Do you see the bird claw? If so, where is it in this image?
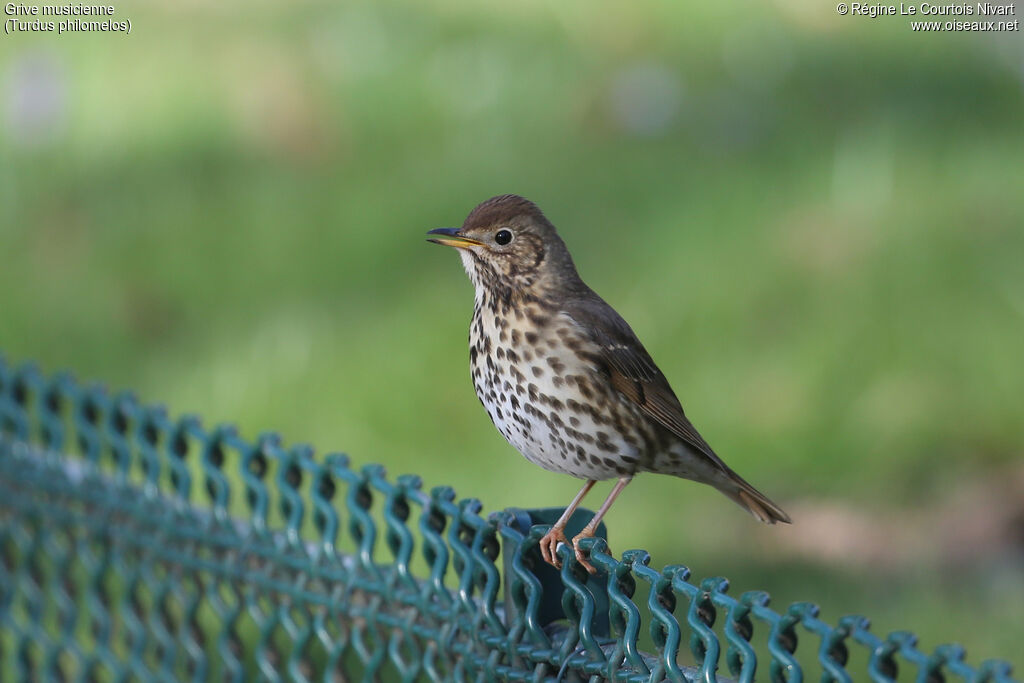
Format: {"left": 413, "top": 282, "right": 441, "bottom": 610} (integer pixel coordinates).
{"left": 571, "top": 529, "right": 598, "bottom": 575}
{"left": 539, "top": 527, "right": 568, "bottom": 569}
{"left": 539, "top": 526, "right": 599, "bottom": 575}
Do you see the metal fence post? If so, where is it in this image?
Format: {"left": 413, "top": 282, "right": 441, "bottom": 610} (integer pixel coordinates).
{"left": 499, "top": 507, "right": 611, "bottom": 639}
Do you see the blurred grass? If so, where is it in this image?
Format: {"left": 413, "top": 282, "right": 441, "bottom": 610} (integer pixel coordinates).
{"left": 1, "top": 0, "right": 1022, "bottom": 667}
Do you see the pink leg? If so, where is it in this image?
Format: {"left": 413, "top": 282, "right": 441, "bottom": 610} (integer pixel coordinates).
{"left": 539, "top": 480, "right": 596, "bottom": 569}
{"left": 572, "top": 476, "right": 633, "bottom": 573}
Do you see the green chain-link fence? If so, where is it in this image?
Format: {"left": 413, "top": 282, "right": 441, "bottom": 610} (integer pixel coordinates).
{"left": 0, "top": 355, "right": 1017, "bottom": 683}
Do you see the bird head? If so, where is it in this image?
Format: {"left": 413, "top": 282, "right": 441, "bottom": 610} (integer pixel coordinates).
{"left": 427, "top": 194, "right": 580, "bottom": 296}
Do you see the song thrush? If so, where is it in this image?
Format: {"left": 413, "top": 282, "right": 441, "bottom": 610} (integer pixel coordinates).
{"left": 428, "top": 194, "right": 790, "bottom": 573}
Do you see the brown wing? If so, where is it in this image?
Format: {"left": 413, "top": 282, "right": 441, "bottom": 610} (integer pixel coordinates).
{"left": 563, "top": 295, "right": 732, "bottom": 473}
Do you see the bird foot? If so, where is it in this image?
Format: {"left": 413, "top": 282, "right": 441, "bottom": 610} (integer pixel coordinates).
{"left": 539, "top": 526, "right": 568, "bottom": 569}
{"left": 571, "top": 528, "right": 598, "bottom": 575}
{"left": 539, "top": 526, "right": 599, "bottom": 574}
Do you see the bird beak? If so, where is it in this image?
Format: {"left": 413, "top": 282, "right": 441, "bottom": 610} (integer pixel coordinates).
{"left": 426, "top": 227, "right": 484, "bottom": 249}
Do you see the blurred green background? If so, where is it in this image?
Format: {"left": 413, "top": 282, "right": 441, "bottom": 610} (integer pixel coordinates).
{"left": 2, "top": 0, "right": 1022, "bottom": 667}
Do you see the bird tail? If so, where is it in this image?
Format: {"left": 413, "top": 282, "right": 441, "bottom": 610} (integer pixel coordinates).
{"left": 720, "top": 472, "right": 791, "bottom": 525}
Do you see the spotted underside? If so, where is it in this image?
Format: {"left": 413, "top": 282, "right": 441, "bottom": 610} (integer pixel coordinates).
{"left": 467, "top": 284, "right": 719, "bottom": 484}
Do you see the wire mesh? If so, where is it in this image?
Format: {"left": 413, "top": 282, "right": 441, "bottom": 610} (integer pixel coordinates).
{"left": 0, "top": 356, "right": 1017, "bottom": 682}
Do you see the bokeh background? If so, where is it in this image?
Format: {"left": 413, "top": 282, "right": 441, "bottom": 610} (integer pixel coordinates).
{"left": 2, "top": 0, "right": 1022, "bottom": 666}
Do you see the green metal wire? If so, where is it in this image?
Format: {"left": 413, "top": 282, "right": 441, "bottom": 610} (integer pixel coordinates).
{"left": 0, "top": 355, "right": 1017, "bottom": 683}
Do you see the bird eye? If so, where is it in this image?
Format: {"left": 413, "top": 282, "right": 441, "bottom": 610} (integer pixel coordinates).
{"left": 494, "top": 229, "right": 513, "bottom": 245}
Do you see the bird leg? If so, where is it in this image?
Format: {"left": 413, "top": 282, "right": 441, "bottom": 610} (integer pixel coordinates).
{"left": 571, "top": 476, "right": 633, "bottom": 574}
{"left": 539, "top": 479, "right": 595, "bottom": 569}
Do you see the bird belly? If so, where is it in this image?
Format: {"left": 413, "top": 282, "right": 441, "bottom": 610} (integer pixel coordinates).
{"left": 470, "top": 309, "right": 642, "bottom": 480}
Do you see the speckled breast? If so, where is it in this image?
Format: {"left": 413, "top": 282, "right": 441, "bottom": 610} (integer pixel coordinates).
{"left": 468, "top": 294, "right": 653, "bottom": 480}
